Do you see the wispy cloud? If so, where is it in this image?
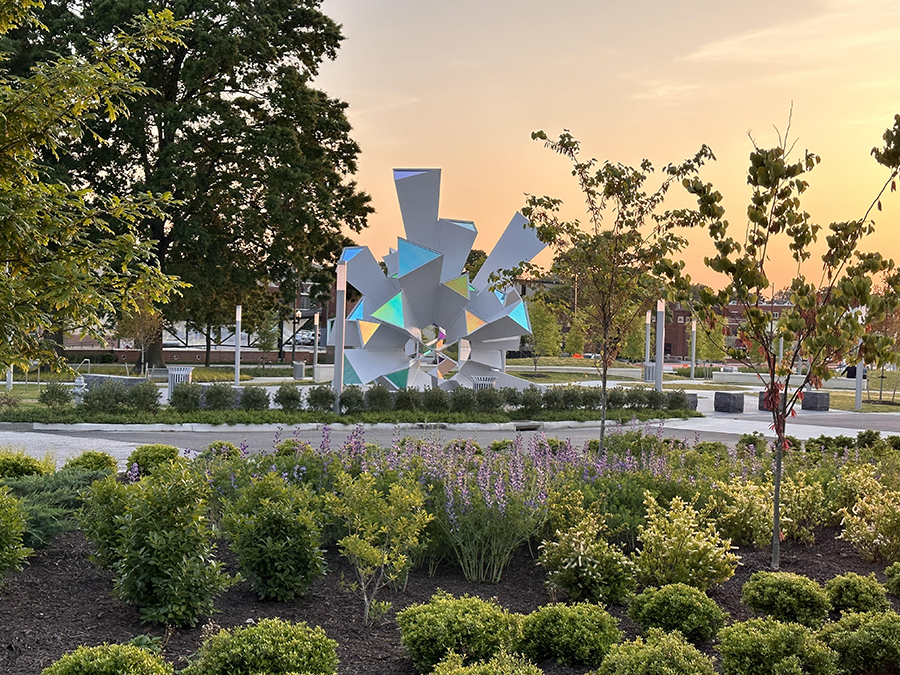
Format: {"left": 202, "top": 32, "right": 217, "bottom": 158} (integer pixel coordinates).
{"left": 631, "top": 81, "right": 702, "bottom": 105}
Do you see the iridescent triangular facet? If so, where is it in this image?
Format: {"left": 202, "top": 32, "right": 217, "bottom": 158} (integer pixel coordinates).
{"left": 344, "top": 356, "right": 362, "bottom": 385}
{"left": 398, "top": 239, "right": 441, "bottom": 277}
{"left": 372, "top": 291, "right": 405, "bottom": 328}
{"left": 358, "top": 320, "right": 380, "bottom": 346}
{"left": 509, "top": 302, "right": 531, "bottom": 332}
{"left": 465, "top": 310, "right": 486, "bottom": 334}
{"left": 386, "top": 368, "right": 409, "bottom": 389}
{"left": 443, "top": 274, "right": 469, "bottom": 299}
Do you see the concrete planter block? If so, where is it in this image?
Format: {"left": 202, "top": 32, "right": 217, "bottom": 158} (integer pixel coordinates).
{"left": 714, "top": 391, "right": 744, "bottom": 413}
{"left": 802, "top": 391, "right": 830, "bottom": 411}
{"left": 758, "top": 392, "right": 770, "bottom": 411}
{"left": 83, "top": 374, "right": 150, "bottom": 390}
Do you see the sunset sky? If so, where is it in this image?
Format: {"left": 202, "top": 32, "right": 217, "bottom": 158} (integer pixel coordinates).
{"left": 315, "top": 0, "right": 900, "bottom": 290}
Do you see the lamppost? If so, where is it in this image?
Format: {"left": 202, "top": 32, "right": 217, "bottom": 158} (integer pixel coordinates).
{"left": 654, "top": 299, "right": 665, "bottom": 393}
{"left": 291, "top": 308, "right": 301, "bottom": 363}
{"left": 313, "top": 311, "right": 320, "bottom": 373}
{"left": 332, "top": 261, "right": 347, "bottom": 414}
{"left": 234, "top": 305, "right": 242, "bottom": 387}
{"left": 690, "top": 318, "right": 697, "bottom": 379}
{"left": 643, "top": 310, "right": 652, "bottom": 382}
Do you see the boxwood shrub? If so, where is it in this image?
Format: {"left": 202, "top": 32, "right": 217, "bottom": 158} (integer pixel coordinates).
{"left": 824, "top": 572, "right": 890, "bottom": 615}
{"left": 39, "top": 643, "right": 173, "bottom": 675}
{"left": 628, "top": 583, "right": 726, "bottom": 644}
{"left": 717, "top": 618, "right": 836, "bottom": 675}
{"left": 432, "top": 650, "right": 542, "bottom": 675}
{"left": 126, "top": 444, "right": 180, "bottom": 477}
{"left": 516, "top": 602, "right": 622, "bottom": 667}
{"left": 592, "top": 628, "right": 716, "bottom": 675}
{"left": 169, "top": 382, "right": 202, "bottom": 412}
{"left": 818, "top": 610, "right": 900, "bottom": 675}
{"left": 741, "top": 571, "right": 831, "bottom": 628}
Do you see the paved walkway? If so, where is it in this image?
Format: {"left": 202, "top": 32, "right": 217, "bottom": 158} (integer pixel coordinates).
{"left": 3, "top": 379, "right": 898, "bottom": 469}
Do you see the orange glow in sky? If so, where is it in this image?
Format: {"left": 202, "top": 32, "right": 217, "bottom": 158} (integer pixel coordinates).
{"left": 315, "top": 0, "right": 900, "bottom": 291}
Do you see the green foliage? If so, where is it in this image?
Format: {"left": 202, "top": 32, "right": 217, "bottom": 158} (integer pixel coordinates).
{"left": 628, "top": 583, "right": 726, "bottom": 644}
{"left": 781, "top": 472, "right": 827, "bottom": 543}
{"left": 126, "top": 380, "right": 161, "bottom": 413}
{"left": 125, "top": 444, "right": 179, "bottom": 477}
{"left": 222, "top": 473, "right": 325, "bottom": 601}
{"left": 524, "top": 297, "right": 562, "bottom": 365}
{"left": 82, "top": 381, "right": 128, "bottom": 413}
{"left": 422, "top": 386, "right": 449, "bottom": 412}
{"left": 365, "top": 384, "right": 393, "bottom": 412}
{"left": 169, "top": 382, "right": 202, "bottom": 412}
{"left": 38, "top": 381, "right": 72, "bottom": 409}
{"left": 538, "top": 512, "right": 635, "bottom": 604}
{"left": 741, "top": 571, "right": 831, "bottom": 628}
{"left": 838, "top": 485, "right": 900, "bottom": 562}
{"left": 0, "top": 485, "right": 32, "bottom": 579}
{"left": 885, "top": 562, "right": 900, "bottom": 596}
{"left": 78, "top": 474, "right": 128, "bottom": 568}
{"left": 3, "top": 467, "right": 108, "bottom": 548}
{"left": 0, "top": 449, "right": 54, "bottom": 479}
{"left": 307, "top": 385, "right": 336, "bottom": 413}
{"left": 520, "top": 385, "right": 543, "bottom": 416}
{"left": 449, "top": 387, "right": 476, "bottom": 413}
{"left": 339, "top": 384, "right": 365, "bottom": 414}
{"left": 717, "top": 618, "right": 837, "bottom": 675}
{"left": 706, "top": 478, "right": 771, "bottom": 549}
{"left": 325, "top": 471, "right": 432, "bottom": 625}
{"left": 818, "top": 610, "right": 900, "bottom": 675}
{"left": 203, "top": 382, "right": 237, "bottom": 410}
{"left": 394, "top": 387, "right": 421, "bottom": 412}
{"left": 38, "top": 643, "right": 173, "bottom": 675}
{"left": 634, "top": 492, "right": 738, "bottom": 590}
{"left": 516, "top": 602, "right": 622, "bottom": 667}
{"left": 239, "top": 385, "right": 269, "bottom": 411}
{"left": 824, "top": 572, "right": 890, "bottom": 615}
{"left": 113, "top": 463, "right": 234, "bottom": 626}
{"left": 432, "top": 651, "right": 542, "bottom": 675}
{"left": 182, "top": 617, "right": 338, "bottom": 675}
{"left": 397, "top": 591, "right": 518, "bottom": 673}
{"left": 196, "top": 440, "right": 241, "bottom": 461}
{"left": 63, "top": 450, "right": 117, "bottom": 473}
{"left": 475, "top": 386, "right": 502, "bottom": 413}
{"left": 274, "top": 382, "right": 304, "bottom": 411}
{"left": 499, "top": 387, "right": 521, "bottom": 408}
{"left": 592, "top": 628, "right": 717, "bottom": 675}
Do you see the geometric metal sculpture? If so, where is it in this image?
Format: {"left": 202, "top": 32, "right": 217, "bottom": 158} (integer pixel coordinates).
{"left": 328, "top": 168, "right": 547, "bottom": 390}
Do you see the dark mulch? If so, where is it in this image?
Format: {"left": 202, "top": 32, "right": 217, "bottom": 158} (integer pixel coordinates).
{"left": 0, "top": 527, "right": 894, "bottom": 674}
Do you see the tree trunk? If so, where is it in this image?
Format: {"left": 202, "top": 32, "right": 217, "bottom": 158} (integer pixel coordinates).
{"left": 145, "top": 323, "right": 165, "bottom": 368}
{"left": 205, "top": 328, "right": 212, "bottom": 368}
{"left": 599, "top": 360, "right": 609, "bottom": 454}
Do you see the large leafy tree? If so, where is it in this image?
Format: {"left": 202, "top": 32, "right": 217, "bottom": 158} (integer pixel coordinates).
{"left": 0, "top": 3, "right": 184, "bottom": 371}
{"left": 5, "top": 0, "right": 372, "bottom": 365}
{"left": 521, "top": 131, "right": 713, "bottom": 450}
{"left": 672, "top": 116, "right": 900, "bottom": 568}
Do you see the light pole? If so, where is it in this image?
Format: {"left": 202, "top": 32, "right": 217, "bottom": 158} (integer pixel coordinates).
{"left": 654, "top": 299, "right": 665, "bottom": 393}
{"left": 643, "top": 310, "right": 651, "bottom": 382}
{"left": 291, "top": 308, "right": 300, "bottom": 364}
{"left": 332, "top": 261, "right": 347, "bottom": 414}
{"left": 313, "top": 311, "right": 320, "bottom": 374}
{"left": 234, "top": 305, "right": 242, "bottom": 387}
{"left": 690, "top": 318, "right": 697, "bottom": 379}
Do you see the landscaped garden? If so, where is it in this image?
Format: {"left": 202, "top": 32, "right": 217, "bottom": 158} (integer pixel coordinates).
{"left": 2, "top": 426, "right": 900, "bottom": 674}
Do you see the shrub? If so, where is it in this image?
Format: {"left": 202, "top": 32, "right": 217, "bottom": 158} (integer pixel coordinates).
{"left": 4, "top": 467, "right": 108, "bottom": 549}
{"left": 781, "top": 472, "right": 827, "bottom": 543}
{"left": 38, "top": 380, "right": 73, "bottom": 409}
{"left": 449, "top": 386, "right": 476, "bottom": 413}
{"left": 499, "top": 387, "right": 521, "bottom": 408}
{"left": 838, "top": 487, "right": 900, "bottom": 562}
{"left": 538, "top": 512, "right": 635, "bottom": 605}
{"left": 741, "top": 571, "right": 831, "bottom": 628}
{"left": 422, "top": 386, "right": 449, "bottom": 412}
{"left": 606, "top": 386, "right": 626, "bottom": 409}
{"left": 339, "top": 384, "right": 365, "bottom": 414}
{"left": 432, "top": 650, "right": 542, "bottom": 675}
{"left": 307, "top": 384, "right": 336, "bottom": 412}
{"left": 273, "top": 382, "right": 303, "bottom": 411}
{"left": 365, "top": 384, "right": 393, "bottom": 412}
{"left": 81, "top": 380, "right": 128, "bottom": 413}
{"left": 197, "top": 440, "right": 241, "bottom": 461}
{"left": 0, "top": 485, "right": 32, "bottom": 579}
{"left": 560, "top": 386, "right": 583, "bottom": 410}
{"left": 542, "top": 386, "right": 565, "bottom": 411}
{"left": 169, "top": 381, "right": 202, "bottom": 412}
{"left": 475, "top": 386, "right": 502, "bottom": 413}
{"left": 203, "top": 382, "right": 237, "bottom": 410}
{"left": 667, "top": 389, "right": 691, "bottom": 410}
{"left": 126, "top": 444, "right": 179, "bottom": 477}
{"left": 520, "top": 385, "right": 543, "bottom": 416}
{"left": 113, "top": 463, "right": 234, "bottom": 626}
{"left": 824, "top": 572, "right": 889, "bottom": 615}
{"left": 856, "top": 429, "right": 881, "bottom": 449}
{"left": 63, "top": 450, "right": 117, "bottom": 473}
{"left": 78, "top": 474, "right": 128, "bottom": 568}
{"left": 818, "top": 610, "right": 900, "bottom": 675}
{"left": 516, "top": 602, "right": 622, "bottom": 667}
{"left": 222, "top": 473, "right": 325, "bottom": 601}
{"left": 592, "top": 628, "right": 716, "bottom": 675}
{"left": 182, "top": 617, "right": 338, "bottom": 675}
{"left": 706, "top": 478, "right": 771, "bottom": 549}
{"left": 395, "top": 386, "right": 421, "bottom": 411}
{"left": 396, "top": 591, "right": 518, "bottom": 673}
{"left": 326, "top": 471, "right": 432, "bottom": 625}
{"left": 628, "top": 583, "right": 726, "bottom": 644}
{"left": 885, "top": 562, "right": 900, "bottom": 596}
{"left": 0, "top": 449, "right": 54, "bottom": 479}
{"left": 238, "top": 385, "right": 269, "bottom": 411}
{"left": 39, "top": 643, "right": 173, "bottom": 675}
{"left": 634, "top": 492, "right": 738, "bottom": 590}
{"left": 717, "top": 618, "right": 836, "bottom": 675}
{"left": 127, "top": 379, "right": 161, "bottom": 413}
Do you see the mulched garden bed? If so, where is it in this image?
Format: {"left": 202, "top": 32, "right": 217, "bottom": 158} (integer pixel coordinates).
{"left": 0, "top": 526, "right": 894, "bottom": 674}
